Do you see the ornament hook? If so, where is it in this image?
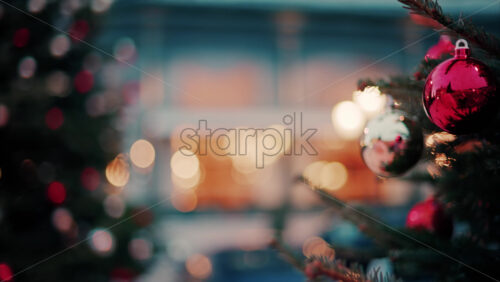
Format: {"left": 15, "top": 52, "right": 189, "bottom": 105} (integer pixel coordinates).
{"left": 455, "top": 39, "right": 468, "bottom": 49}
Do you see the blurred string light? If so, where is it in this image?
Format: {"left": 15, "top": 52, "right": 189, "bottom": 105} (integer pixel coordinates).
{"left": 303, "top": 161, "right": 348, "bottom": 191}
{"left": 49, "top": 34, "right": 71, "bottom": 58}
{"left": 104, "top": 194, "right": 125, "bottom": 218}
{"left": 185, "top": 254, "right": 212, "bottom": 279}
{"left": 0, "top": 263, "right": 13, "bottom": 282}
{"left": 331, "top": 101, "right": 366, "bottom": 140}
{"left": 89, "top": 228, "right": 115, "bottom": 256}
{"left": 47, "top": 181, "right": 66, "bottom": 204}
{"left": 27, "top": 0, "right": 46, "bottom": 13}
{"left": 0, "top": 104, "right": 9, "bottom": 127}
{"left": 91, "top": 0, "right": 113, "bottom": 13}
{"left": 170, "top": 149, "right": 200, "bottom": 180}
{"left": 130, "top": 139, "right": 155, "bottom": 168}
{"left": 128, "top": 238, "right": 153, "bottom": 261}
{"left": 45, "top": 107, "right": 64, "bottom": 130}
{"left": 105, "top": 154, "right": 130, "bottom": 187}
{"left": 51, "top": 207, "right": 73, "bottom": 233}
{"left": 80, "top": 167, "right": 100, "bottom": 191}
{"left": 18, "top": 56, "right": 36, "bottom": 78}
{"left": 352, "top": 86, "right": 386, "bottom": 118}
{"left": 171, "top": 169, "right": 201, "bottom": 190}
{"left": 302, "top": 236, "right": 335, "bottom": 260}
{"left": 46, "top": 71, "right": 70, "bottom": 97}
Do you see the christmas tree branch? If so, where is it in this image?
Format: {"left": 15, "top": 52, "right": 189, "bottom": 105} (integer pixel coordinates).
{"left": 399, "top": 0, "right": 500, "bottom": 58}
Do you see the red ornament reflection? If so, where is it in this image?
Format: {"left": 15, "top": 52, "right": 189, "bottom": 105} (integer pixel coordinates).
{"left": 423, "top": 40, "right": 497, "bottom": 134}
{"left": 406, "top": 198, "right": 453, "bottom": 238}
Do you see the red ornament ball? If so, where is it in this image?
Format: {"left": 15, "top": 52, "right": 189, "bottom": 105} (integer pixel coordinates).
{"left": 406, "top": 198, "right": 453, "bottom": 238}
{"left": 423, "top": 39, "right": 498, "bottom": 134}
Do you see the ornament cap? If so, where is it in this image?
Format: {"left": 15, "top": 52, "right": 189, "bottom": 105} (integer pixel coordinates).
{"left": 454, "top": 39, "right": 470, "bottom": 59}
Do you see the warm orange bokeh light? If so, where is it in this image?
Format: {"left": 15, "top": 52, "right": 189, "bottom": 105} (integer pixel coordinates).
{"left": 130, "top": 139, "right": 155, "bottom": 168}
{"left": 105, "top": 154, "right": 130, "bottom": 187}
{"left": 185, "top": 254, "right": 212, "bottom": 279}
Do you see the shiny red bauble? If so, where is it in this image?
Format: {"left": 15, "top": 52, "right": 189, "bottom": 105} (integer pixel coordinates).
{"left": 406, "top": 198, "right": 453, "bottom": 238}
{"left": 423, "top": 39, "right": 498, "bottom": 134}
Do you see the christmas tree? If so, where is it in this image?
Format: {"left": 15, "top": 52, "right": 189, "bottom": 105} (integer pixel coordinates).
{"left": 274, "top": 0, "right": 500, "bottom": 281}
{"left": 0, "top": 1, "right": 150, "bottom": 281}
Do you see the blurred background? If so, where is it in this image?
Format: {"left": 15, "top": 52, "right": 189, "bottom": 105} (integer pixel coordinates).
{"left": 0, "top": 0, "right": 499, "bottom": 281}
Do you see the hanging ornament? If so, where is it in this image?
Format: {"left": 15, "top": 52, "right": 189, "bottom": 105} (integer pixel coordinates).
{"left": 425, "top": 35, "right": 454, "bottom": 61}
{"left": 423, "top": 39, "right": 497, "bottom": 134}
{"left": 360, "top": 109, "right": 423, "bottom": 177}
{"left": 406, "top": 198, "right": 453, "bottom": 238}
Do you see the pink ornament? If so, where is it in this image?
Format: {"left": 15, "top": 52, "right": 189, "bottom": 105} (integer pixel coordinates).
{"left": 423, "top": 39, "right": 497, "bottom": 134}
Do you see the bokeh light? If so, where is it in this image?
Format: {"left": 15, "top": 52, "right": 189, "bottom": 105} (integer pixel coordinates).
{"left": 0, "top": 104, "right": 9, "bottom": 127}
{"left": 319, "top": 162, "right": 348, "bottom": 191}
{"left": 302, "top": 236, "right": 335, "bottom": 260}
{"left": 47, "top": 181, "right": 66, "bottom": 204}
{"left": 47, "top": 71, "right": 70, "bottom": 96}
{"left": 425, "top": 132, "right": 456, "bottom": 147}
{"left": 74, "top": 70, "right": 94, "bottom": 93}
{"left": 104, "top": 195, "right": 125, "bottom": 218}
{"left": 89, "top": 228, "right": 115, "bottom": 256}
{"left": 13, "top": 28, "right": 30, "bottom": 48}
{"left": 331, "top": 101, "right": 366, "bottom": 140}
{"left": 171, "top": 189, "right": 198, "bottom": 212}
{"left": 352, "top": 86, "right": 386, "bottom": 117}
{"left": 69, "top": 20, "right": 89, "bottom": 42}
{"left": 185, "top": 254, "right": 212, "bottom": 279}
{"left": 128, "top": 238, "right": 153, "bottom": 261}
{"left": 170, "top": 149, "right": 200, "bottom": 179}
{"left": 18, "top": 56, "right": 37, "bottom": 78}
{"left": 27, "top": 0, "right": 46, "bottom": 13}
{"left": 51, "top": 207, "right": 73, "bottom": 233}
{"left": 50, "top": 34, "right": 71, "bottom": 57}
{"left": 91, "top": 0, "right": 113, "bottom": 13}
{"left": 130, "top": 139, "right": 155, "bottom": 168}
{"left": 81, "top": 167, "right": 100, "bottom": 191}
{"left": 45, "top": 107, "right": 64, "bottom": 130}
{"left": 0, "top": 263, "right": 13, "bottom": 282}
{"left": 172, "top": 169, "right": 201, "bottom": 190}
{"left": 114, "top": 37, "right": 136, "bottom": 63}
{"left": 105, "top": 154, "right": 130, "bottom": 187}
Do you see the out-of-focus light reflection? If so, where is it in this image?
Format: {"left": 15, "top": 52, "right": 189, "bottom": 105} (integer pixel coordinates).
{"left": 91, "top": 0, "right": 113, "bottom": 13}
{"left": 50, "top": 34, "right": 70, "bottom": 57}
{"left": 47, "top": 181, "right": 66, "bottom": 204}
{"left": 130, "top": 139, "right": 155, "bottom": 168}
{"left": 74, "top": 70, "right": 94, "bottom": 93}
{"left": 185, "top": 254, "right": 212, "bottom": 279}
{"left": 128, "top": 238, "right": 153, "bottom": 261}
{"left": 170, "top": 149, "right": 199, "bottom": 179}
{"left": 319, "top": 162, "right": 348, "bottom": 191}
{"left": 434, "top": 153, "right": 452, "bottom": 168}
{"left": 105, "top": 154, "right": 130, "bottom": 187}
{"left": 331, "top": 101, "right": 366, "bottom": 140}
{"left": 303, "top": 161, "right": 327, "bottom": 186}
{"left": 18, "top": 56, "right": 37, "bottom": 78}
{"left": 352, "top": 86, "right": 386, "bottom": 117}
{"left": 89, "top": 228, "right": 115, "bottom": 256}
{"left": 51, "top": 207, "right": 73, "bottom": 233}
{"left": 302, "top": 236, "right": 335, "bottom": 260}
{"left": 45, "top": 107, "right": 64, "bottom": 130}
{"left": 171, "top": 189, "right": 197, "bottom": 212}
{"left": 104, "top": 195, "right": 125, "bottom": 218}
